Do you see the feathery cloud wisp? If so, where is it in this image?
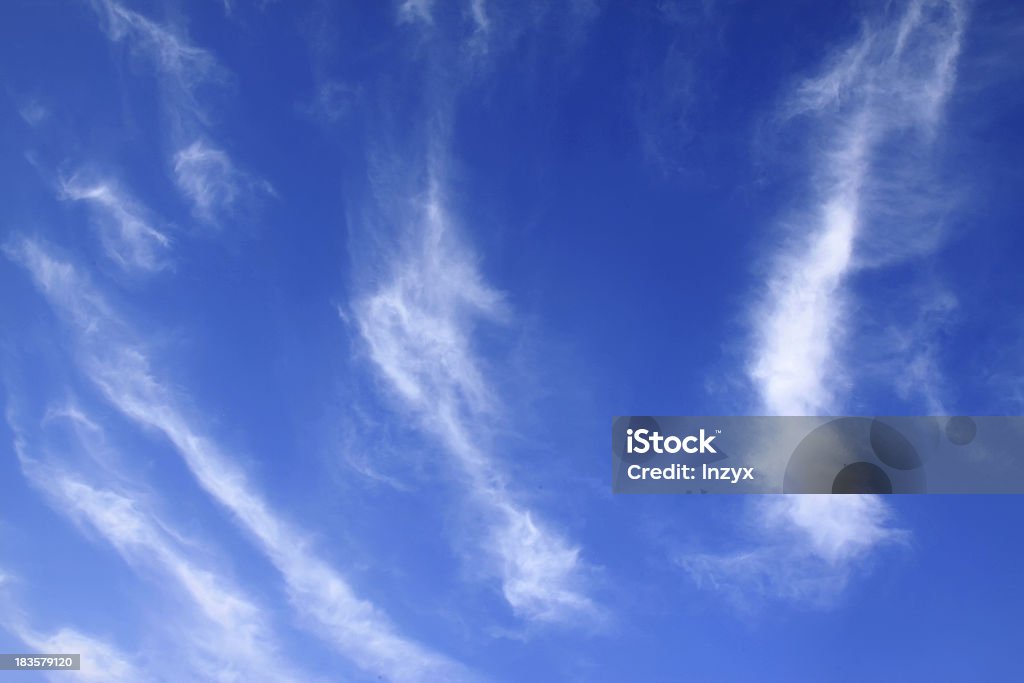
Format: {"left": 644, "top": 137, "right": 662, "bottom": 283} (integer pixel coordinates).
{"left": 60, "top": 174, "right": 172, "bottom": 272}
{"left": 17, "top": 98, "right": 49, "bottom": 127}
{"left": 9, "top": 407, "right": 303, "bottom": 683}
{"left": 88, "top": 0, "right": 224, "bottom": 126}
{"left": 14, "top": 625, "right": 142, "bottom": 682}
{"left": 87, "top": 1, "right": 269, "bottom": 225}
{"left": 355, "top": 180, "right": 598, "bottom": 624}
{"left": 0, "top": 570, "right": 142, "bottom": 683}
{"left": 398, "top": 0, "right": 435, "bottom": 26}
{"left": 6, "top": 238, "right": 472, "bottom": 683}
{"left": 748, "top": 0, "right": 966, "bottom": 415}
{"left": 680, "top": 495, "right": 906, "bottom": 607}
{"left": 709, "top": 0, "right": 964, "bottom": 610}
{"left": 173, "top": 141, "right": 273, "bottom": 224}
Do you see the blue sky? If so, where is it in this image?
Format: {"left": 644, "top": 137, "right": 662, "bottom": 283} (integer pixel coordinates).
{"left": 1, "top": 0, "right": 1022, "bottom": 680}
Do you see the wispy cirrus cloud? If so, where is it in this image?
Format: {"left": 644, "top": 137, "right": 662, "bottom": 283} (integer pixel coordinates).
{"left": 5, "top": 237, "right": 474, "bottom": 683}
{"left": 173, "top": 141, "right": 274, "bottom": 224}
{"left": 398, "top": 0, "right": 435, "bottom": 26}
{"left": 469, "top": 0, "right": 490, "bottom": 38}
{"left": 299, "top": 81, "right": 360, "bottom": 126}
{"left": 17, "top": 98, "right": 49, "bottom": 127}
{"left": 9, "top": 408, "right": 304, "bottom": 683}
{"left": 88, "top": 0, "right": 225, "bottom": 128}
{"left": 748, "top": 0, "right": 966, "bottom": 416}
{"left": 698, "top": 0, "right": 965, "bottom": 610}
{"left": 86, "top": 0, "right": 270, "bottom": 225}
{"left": 354, "top": 174, "right": 598, "bottom": 625}
{"left": 334, "top": 0, "right": 604, "bottom": 627}
{"left": 11, "top": 624, "right": 142, "bottom": 682}
{"left": 680, "top": 495, "right": 907, "bottom": 608}
{"left": 0, "top": 570, "right": 141, "bottom": 682}
{"left": 877, "top": 285, "right": 959, "bottom": 414}
{"left": 389, "top": 0, "right": 594, "bottom": 68}
{"left": 59, "top": 174, "right": 172, "bottom": 272}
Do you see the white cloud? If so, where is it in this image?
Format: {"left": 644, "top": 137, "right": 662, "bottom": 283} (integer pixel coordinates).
{"left": 466, "top": 0, "right": 491, "bottom": 55}
{"left": 88, "top": 0, "right": 223, "bottom": 127}
{"left": 680, "top": 495, "right": 907, "bottom": 607}
{"left": 6, "top": 238, "right": 472, "bottom": 683}
{"left": 17, "top": 626, "right": 142, "bottom": 682}
{"left": 89, "top": 0, "right": 217, "bottom": 79}
{"left": 344, "top": 15, "right": 606, "bottom": 623}
{"left": 9, "top": 411, "right": 301, "bottom": 683}
{"left": 60, "top": 174, "right": 172, "bottom": 272}
{"left": 87, "top": 2, "right": 270, "bottom": 224}
{"left": 469, "top": 0, "right": 490, "bottom": 36}
{"left": 354, "top": 179, "right": 598, "bottom": 624}
{"left": 301, "top": 81, "right": 359, "bottom": 124}
{"left": 0, "top": 571, "right": 142, "bottom": 683}
{"left": 763, "top": 495, "right": 905, "bottom": 564}
{"left": 17, "top": 98, "right": 49, "bottom": 127}
{"left": 877, "top": 286, "right": 959, "bottom": 414}
{"left": 717, "top": 3, "right": 964, "bottom": 612}
{"left": 173, "top": 141, "right": 273, "bottom": 224}
{"left": 748, "top": 0, "right": 966, "bottom": 416}
{"left": 398, "top": 0, "right": 435, "bottom": 25}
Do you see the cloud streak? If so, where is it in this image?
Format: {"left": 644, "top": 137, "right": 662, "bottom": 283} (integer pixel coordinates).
{"left": 9, "top": 407, "right": 304, "bottom": 682}
{"left": 13, "top": 625, "right": 142, "bottom": 682}
{"left": 87, "top": 0, "right": 269, "bottom": 225}
{"left": 354, "top": 176, "right": 598, "bottom": 624}
{"left": 680, "top": 495, "right": 907, "bottom": 607}
{"left": 173, "top": 141, "right": 273, "bottom": 224}
{"left": 709, "top": 0, "right": 963, "bottom": 610}
{"left": 748, "top": 0, "right": 966, "bottom": 415}
{"left": 6, "top": 238, "right": 473, "bottom": 683}
{"left": 88, "top": 0, "right": 224, "bottom": 128}
{"left": 0, "top": 569, "right": 141, "bottom": 683}
{"left": 60, "top": 174, "right": 172, "bottom": 272}
{"left": 398, "top": 0, "right": 435, "bottom": 26}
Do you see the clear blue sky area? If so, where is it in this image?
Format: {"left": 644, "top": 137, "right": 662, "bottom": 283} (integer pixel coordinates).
{"left": 1, "top": 1, "right": 1022, "bottom": 681}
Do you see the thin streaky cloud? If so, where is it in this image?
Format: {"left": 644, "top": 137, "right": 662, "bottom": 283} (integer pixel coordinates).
{"left": 10, "top": 413, "right": 303, "bottom": 683}
{"left": 470, "top": 0, "right": 490, "bottom": 36}
{"left": 398, "top": 0, "right": 435, "bottom": 26}
{"left": 13, "top": 625, "right": 142, "bottom": 682}
{"left": 466, "top": 0, "right": 491, "bottom": 55}
{"left": 879, "top": 285, "right": 958, "bottom": 415}
{"left": 748, "top": 0, "right": 966, "bottom": 416}
{"left": 60, "top": 174, "right": 172, "bottom": 272}
{"left": 300, "top": 81, "right": 359, "bottom": 126}
{"left": 173, "top": 141, "right": 274, "bottom": 224}
{"left": 5, "top": 238, "right": 475, "bottom": 683}
{"left": 0, "top": 574, "right": 142, "bottom": 683}
{"left": 87, "top": 1, "right": 269, "bottom": 225}
{"left": 706, "top": 0, "right": 963, "bottom": 610}
{"left": 93, "top": 381, "right": 472, "bottom": 682}
{"left": 680, "top": 495, "right": 907, "bottom": 608}
{"left": 348, "top": 11, "right": 604, "bottom": 624}
{"left": 17, "top": 98, "right": 49, "bottom": 127}
{"left": 355, "top": 176, "right": 598, "bottom": 625}
{"left": 88, "top": 0, "right": 224, "bottom": 127}
{"left": 42, "top": 403, "right": 103, "bottom": 433}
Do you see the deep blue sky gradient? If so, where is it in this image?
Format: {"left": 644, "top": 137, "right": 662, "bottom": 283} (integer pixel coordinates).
{"left": 1, "top": 1, "right": 1023, "bottom": 681}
